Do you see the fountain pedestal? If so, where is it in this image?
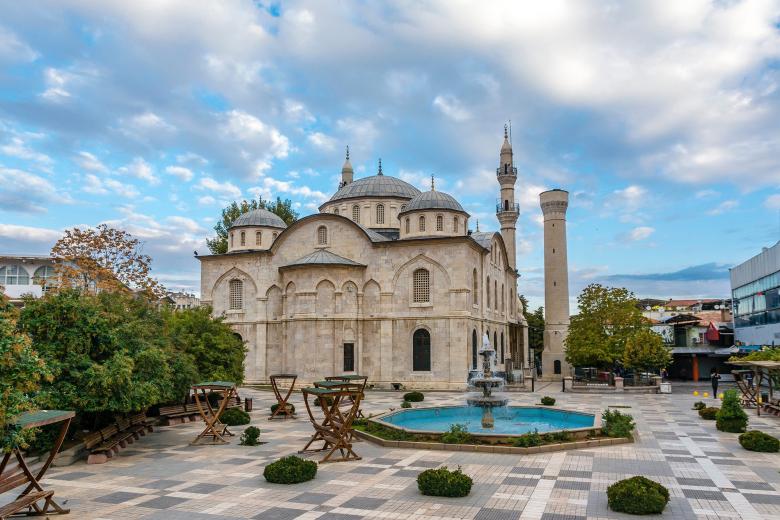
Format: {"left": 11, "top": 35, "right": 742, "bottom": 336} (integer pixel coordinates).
{"left": 468, "top": 334, "right": 508, "bottom": 429}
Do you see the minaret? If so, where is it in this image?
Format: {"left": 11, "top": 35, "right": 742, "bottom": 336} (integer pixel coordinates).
{"left": 496, "top": 124, "right": 519, "bottom": 270}
{"left": 539, "top": 189, "right": 570, "bottom": 379}
{"left": 339, "top": 146, "right": 353, "bottom": 188}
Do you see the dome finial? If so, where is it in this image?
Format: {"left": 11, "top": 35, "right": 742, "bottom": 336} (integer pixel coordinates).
{"left": 378, "top": 158, "right": 383, "bottom": 176}
{"left": 345, "top": 145, "right": 349, "bottom": 161}
{"left": 504, "top": 123, "right": 508, "bottom": 139}
{"left": 431, "top": 174, "right": 435, "bottom": 191}
{"left": 476, "top": 219, "right": 480, "bottom": 232}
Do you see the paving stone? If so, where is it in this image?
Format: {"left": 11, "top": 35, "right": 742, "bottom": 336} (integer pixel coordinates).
{"left": 681, "top": 488, "right": 727, "bottom": 501}
{"left": 139, "top": 496, "right": 190, "bottom": 509}
{"left": 254, "top": 508, "right": 304, "bottom": 520}
{"left": 554, "top": 479, "right": 590, "bottom": 490}
{"left": 182, "top": 482, "right": 227, "bottom": 494}
{"left": 94, "top": 491, "right": 146, "bottom": 504}
{"left": 340, "top": 497, "right": 387, "bottom": 509}
{"left": 140, "top": 479, "right": 186, "bottom": 490}
{"left": 676, "top": 477, "right": 715, "bottom": 486}
{"left": 474, "top": 508, "right": 521, "bottom": 520}
{"left": 289, "top": 492, "right": 336, "bottom": 505}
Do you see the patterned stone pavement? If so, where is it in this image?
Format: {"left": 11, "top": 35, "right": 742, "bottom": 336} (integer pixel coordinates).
{"left": 4, "top": 383, "right": 780, "bottom": 519}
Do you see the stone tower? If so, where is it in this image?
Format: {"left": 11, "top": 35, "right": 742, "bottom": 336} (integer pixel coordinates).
{"left": 539, "top": 189, "right": 570, "bottom": 379}
{"left": 496, "top": 125, "right": 519, "bottom": 270}
{"left": 339, "top": 146, "right": 353, "bottom": 188}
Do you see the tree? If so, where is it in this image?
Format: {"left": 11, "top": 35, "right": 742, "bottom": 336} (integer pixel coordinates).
{"left": 206, "top": 197, "right": 299, "bottom": 254}
{"left": 51, "top": 224, "right": 165, "bottom": 298}
{"left": 519, "top": 295, "right": 545, "bottom": 351}
{"left": 565, "top": 284, "right": 647, "bottom": 369}
{"left": 623, "top": 328, "right": 671, "bottom": 372}
{"left": 0, "top": 295, "right": 52, "bottom": 451}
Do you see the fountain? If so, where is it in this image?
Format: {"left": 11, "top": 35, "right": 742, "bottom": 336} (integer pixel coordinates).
{"left": 467, "top": 333, "right": 508, "bottom": 428}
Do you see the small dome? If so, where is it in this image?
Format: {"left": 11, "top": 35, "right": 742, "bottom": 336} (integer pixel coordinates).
{"left": 326, "top": 175, "right": 421, "bottom": 204}
{"left": 399, "top": 190, "right": 468, "bottom": 216}
{"left": 230, "top": 208, "right": 287, "bottom": 229}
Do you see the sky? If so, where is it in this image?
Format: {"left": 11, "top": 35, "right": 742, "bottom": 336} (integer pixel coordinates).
{"left": 1, "top": 0, "right": 780, "bottom": 310}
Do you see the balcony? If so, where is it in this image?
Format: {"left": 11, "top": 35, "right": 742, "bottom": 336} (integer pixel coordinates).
{"left": 496, "top": 165, "right": 518, "bottom": 177}
{"left": 496, "top": 200, "right": 520, "bottom": 213}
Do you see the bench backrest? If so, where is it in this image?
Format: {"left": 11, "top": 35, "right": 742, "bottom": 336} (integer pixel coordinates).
{"left": 99, "top": 424, "right": 119, "bottom": 441}
{"left": 83, "top": 431, "right": 103, "bottom": 450}
{"left": 130, "top": 413, "right": 146, "bottom": 425}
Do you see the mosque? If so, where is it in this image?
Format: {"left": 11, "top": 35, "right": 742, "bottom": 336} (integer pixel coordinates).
{"left": 198, "top": 128, "right": 570, "bottom": 388}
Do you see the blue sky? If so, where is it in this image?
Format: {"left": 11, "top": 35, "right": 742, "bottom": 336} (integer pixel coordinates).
{"left": 1, "top": 0, "right": 780, "bottom": 309}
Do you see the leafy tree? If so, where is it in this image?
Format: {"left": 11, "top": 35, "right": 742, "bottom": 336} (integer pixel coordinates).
{"left": 623, "top": 328, "right": 672, "bottom": 372}
{"left": 519, "top": 295, "right": 544, "bottom": 351}
{"left": 0, "top": 296, "right": 52, "bottom": 451}
{"left": 206, "top": 197, "right": 299, "bottom": 254}
{"left": 164, "top": 306, "right": 246, "bottom": 386}
{"left": 564, "top": 284, "right": 647, "bottom": 369}
{"left": 51, "top": 224, "right": 165, "bottom": 298}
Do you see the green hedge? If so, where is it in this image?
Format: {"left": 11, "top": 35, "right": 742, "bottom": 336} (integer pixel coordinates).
{"left": 404, "top": 391, "right": 424, "bottom": 402}
{"left": 601, "top": 409, "right": 635, "bottom": 438}
{"left": 401, "top": 400, "right": 411, "bottom": 408}
{"left": 607, "top": 476, "right": 669, "bottom": 515}
{"left": 739, "top": 430, "right": 779, "bottom": 452}
{"left": 263, "top": 456, "right": 317, "bottom": 484}
{"left": 417, "top": 467, "right": 472, "bottom": 497}
{"left": 693, "top": 401, "right": 706, "bottom": 410}
{"left": 220, "top": 408, "right": 250, "bottom": 426}
{"left": 698, "top": 407, "right": 719, "bottom": 420}
{"left": 240, "top": 426, "right": 261, "bottom": 446}
{"left": 441, "top": 424, "right": 471, "bottom": 444}
{"left": 270, "top": 403, "right": 295, "bottom": 414}
{"left": 513, "top": 430, "right": 543, "bottom": 447}
{"left": 540, "top": 396, "right": 556, "bottom": 406}
{"left": 716, "top": 390, "right": 748, "bottom": 433}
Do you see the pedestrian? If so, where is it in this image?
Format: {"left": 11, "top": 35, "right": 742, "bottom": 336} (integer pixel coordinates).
{"left": 710, "top": 367, "right": 720, "bottom": 397}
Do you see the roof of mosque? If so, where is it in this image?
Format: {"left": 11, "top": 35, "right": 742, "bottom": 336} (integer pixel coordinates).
{"left": 229, "top": 208, "right": 287, "bottom": 229}
{"left": 325, "top": 174, "right": 421, "bottom": 204}
{"left": 399, "top": 189, "right": 468, "bottom": 215}
{"left": 281, "top": 249, "right": 365, "bottom": 268}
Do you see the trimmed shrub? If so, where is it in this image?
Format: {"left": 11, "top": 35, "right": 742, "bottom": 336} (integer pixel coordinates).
{"left": 716, "top": 390, "right": 748, "bottom": 433}
{"left": 240, "top": 426, "right": 261, "bottom": 446}
{"left": 698, "top": 407, "right": 719, "bottom": 420}
{"left": 404, "top": 391, "right": 424, "bottom": 402}
{"left": 513, "top": 430, "right": 543, "bottom": 447}
{"left": 540, "top": 396, "right": 556, "bottom": 406}
{"left": 220, "top": 408, "right": 250, "bottom": 426}
{"left": 739, "top": 430, "right": 779, "bottom": 453}
{"left": 601, "top": 409, "right": 635, "bottom": 438}
{"left": 263, "top": 456, "right": 317, "bottom": 484}
{"left": 542, "top": 431, "right": 572, "bottom": 443}
{"left": 401, "top": 400, "right": 411, "bottom": 408}
{"left": 417, "top": 466, "right": 473, "bottom": 497}
{"left": 441, "top": 424, "right": 472, "bottom": 444}
{"left": 693, "top": 401, "right": 706, "bottom": 410}
{"left": 270, "top": 403, "right": 295, "bottom": 414}
{"left": 607, "top": 476, "right": 669, "bottom": 515}
{"left": 313, "top": 396, "right": 334, "bottom": 407}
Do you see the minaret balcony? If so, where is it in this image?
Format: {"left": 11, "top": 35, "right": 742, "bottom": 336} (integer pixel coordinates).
{"left": 496, "top": 200, "right": 520, "bottom": 213}
{"left": 496, "top": 165, "right": 518, "bottom": 177}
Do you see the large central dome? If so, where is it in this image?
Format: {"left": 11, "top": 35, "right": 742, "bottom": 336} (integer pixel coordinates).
{"left": 325, "top": 174, "right": 421, "bottom": 204}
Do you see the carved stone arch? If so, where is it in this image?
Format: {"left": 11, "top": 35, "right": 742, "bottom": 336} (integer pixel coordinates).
{"left": 363, "top": 279, "right": 380, "bottom": 314}
{"left": 213, "top": 266, "right": 257, "bottom": 296}
{"left": 391, "top": 253, "right": 451, "bottom": 290}
{"left": 315, "top": 279, "right": 336, "bottom": 316}
{"left": 266, "top": 285, "right": 282, "bottom": 320}
{"left": 284, "top": 281, "right": 297, "bottom": 316}
{"left": 339, "top": 280, "right": 358, "bottom": 315}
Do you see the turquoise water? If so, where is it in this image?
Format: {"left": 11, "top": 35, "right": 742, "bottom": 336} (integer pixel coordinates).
{"left": 379, "top": 406, "right": 595, "bottom": 435}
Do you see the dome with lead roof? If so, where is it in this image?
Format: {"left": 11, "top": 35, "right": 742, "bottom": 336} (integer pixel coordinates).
{"left": 325, "top": 175, "right": 421, "bottom": 204}
{"left": 229, "top": 208, "right": 287, "bottom": 229}
{"left": 399, "top": 190, "right": 469, "bottom": 216}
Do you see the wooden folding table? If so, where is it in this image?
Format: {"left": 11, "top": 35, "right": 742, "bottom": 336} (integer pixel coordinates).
{"left": 324, "top": 375, "right": 368, "bottom": 418}
{"left": 0, "top": 410, "right": 74, "bottom": 518}
{"left": 299, "top": 385, "right": 362, "bottom": 463}
{"left": 190, "top": 381, "right": 237, "bottom": 445}
{"left": 269, "top": 373, "right": 297, "bottom": 420}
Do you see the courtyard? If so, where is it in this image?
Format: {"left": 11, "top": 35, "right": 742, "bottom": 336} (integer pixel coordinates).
{"left": 13, "top": 385, "right": 780, "bottom": 520}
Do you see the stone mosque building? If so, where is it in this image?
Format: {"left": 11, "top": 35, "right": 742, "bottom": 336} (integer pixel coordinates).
{"left": 198, "top": 129, "right": 570, "bottom": 388}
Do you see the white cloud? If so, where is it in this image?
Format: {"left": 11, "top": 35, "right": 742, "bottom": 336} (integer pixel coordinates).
{"left": 0, "top": 224, "right": 60, "bottom": 242}
{"left": 0, "top": 167, "right": 69, "bottom": 213}
{"left": 432, "top": 94, "right": 471, "bottom": 121}
{"left": 695, "top": 189, "right": 719, "bottom": 199}
{"left": 248, "top": 177, "right": 329, "bottom": 204}
{"left": 75, "top": 151, "right": 108, "bottom": 173}
{"left": 627, "top": 226, "right": 655, "bottom": 241}
{"left": 198, "top": 195, "right": 217, "bottom": 206}
{"left": 165, "top": 165, "right": 194, "bottom": 182}
{"left": 764, "top": 194, "right": 780, "bottom": 210}
{"left": 197, "top": 176, "right": 241, "bottom": 199}
{"left": 0, "top": 136, "right": 52, "bottom": 167}
{"left": 454, "top": 168, "right": 500, "bottom": 196}
{"left": 83, "top": 173, "right": 140, "bottom": 198}
{"left": 119, "top": 157, "right": 159, "bottom": 185}
{"left": 308, "top": 131, "right": 336, "bottom": 150}
{"left": 0, "top": 26, "right": 38, "bottom": 63}
{"left": 165, "top": 216, "right": 203, "bottom": 233}
{"left": 399, "top": 169, "right": 439, "bottom": 191}
{"left": 284, "top": 99, "right": 315, "bottom": 123}
{"left": 707, "top": 199, "right": 738, "bottom": 216}
{"left": 39, "top": 67, "right": 72, "bottom": 102}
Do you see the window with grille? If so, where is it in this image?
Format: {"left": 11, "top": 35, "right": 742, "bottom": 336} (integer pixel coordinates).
{"left": 472, "top": 269, "right": 478, "bottom": 306}
{"left": 240, "top": 231, "right": 246, "bottom": 246}
{"left": 453, "top": 216, "right": 459, "bottom": 232}
{"left": 412, "top": 329, "right": 431, "bottom": 371}
{"left": 256, "top": 231, "right": 262, "bottom": 245}
{"left": 352, "top": 204, "right": 360, "bottom": 222}
{"left": 405, "top": 218, "right": 410, "bottom": 233}
{"left": 436, "top": 215, "right": 443, "bottom": 231}
{"left": 0, "top": 265, "right": 29, "bottom": 285}
{"left": 229, "top": 279, "right": 243, "bottom": 310}
{"left": 418, "top": 216, "right": 425, "bottom": 232}
{"left": 376, "top": 204, "right": 385, "bottom": 224}
{"left": 413, "top": 268, "right": 430, "bottom": 303}
{"left": 343, "top": 343, "right": 355, "bottom": 372}
{"left": 317, "top": 225, "right": 327, "bottom": 245}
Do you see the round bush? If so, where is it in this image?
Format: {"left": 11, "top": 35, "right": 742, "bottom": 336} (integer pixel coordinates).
{"left": 607, "top": 476, "right": 669, "bottom": 515}
{"left": 417, "top": 466, "right": 473, "bottom": 497}
{"left": 264, "top": 456, "right": 317, "bottom": 484}
{"left": 540, "top": 396, "right": 556, "bottom": 406}
{"left": 220, "top": 408, "right": 250, "bottom": 426}
{"left": 601, "top": 409, "right": 635, "bottom": 438}
{"left": 404, "top": 391, "right": 424, "bottom": 402}
{"left": 698, "top": 407, "right": 719, "bottom": 420}
{"left": 716, "top": 390, "right": 748, "bottom": 433}
{"left": 441, "top": 424, "right": 471, "bottom": 444}
{"left": 240, "top": 426, "right": 261, "bottom": 446}
{"left": 401, "top": 400, "right": 411, "bottom": 408}
{"left": 693, "top": 401, "right": 706, "bottom": 410}
{"left": 739, "top": 430, "right": 779, "bottom": 453}
{"left": 271, "top": 403, "right": 295, "bottom": 414}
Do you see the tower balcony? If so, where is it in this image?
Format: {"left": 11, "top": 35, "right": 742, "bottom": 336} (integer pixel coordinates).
{"left": 496, "top": 200, "right": 520, "bottom": 214}
{"left": 496, "top": 165, "right": 518, "bottom": 177}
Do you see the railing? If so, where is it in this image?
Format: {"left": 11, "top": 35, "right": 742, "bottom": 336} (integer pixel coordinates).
{"left": 496, "top": 165, "right": 518, "bottom": 177}
{"left": 496, "top": 201, "right": 520, "bottom": 213}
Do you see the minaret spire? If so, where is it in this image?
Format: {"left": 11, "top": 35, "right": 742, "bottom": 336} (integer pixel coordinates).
{"left": 431, "top": 174, "right": 435, "bottom": 191}
{"left": 496, "top": 123, "right": 519, "bottom": 271}
{"left": 378, "top": 158, "right": 383, "bottom": 176}
{"left": 339, "top": 145, "right": 354, "bottom": 188}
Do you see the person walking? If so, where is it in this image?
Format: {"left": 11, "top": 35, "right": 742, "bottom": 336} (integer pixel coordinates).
{"left": 711, "top": 367, "right": 720, "bottom": 397}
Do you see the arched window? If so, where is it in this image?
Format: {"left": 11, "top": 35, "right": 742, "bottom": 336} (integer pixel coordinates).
{"left": 317, "top": 225, "right": 327, "bottom": 245}
{"left": 334, "top": 208, "right": 339, "bottom": 216}
{"left": 454, "top": 216, "right": 459, "bottom": 233}
{"left": 472, "top": 268, "right": 478, "bottom": 306}
{"left": 32, "top": 266, "right": 55, "bottom": 287}
{"left": 436, "top": 215, "right": 443, "bottom": 231}
{"left": 256, "top": 231, "right": 262, "bottom": 246}
{"left": 464, "top": 219, "right": 468, "bottom": 234}
{"left": 494, "top": 332, "right": 498, "bottom": 357}
{"left": 413, "top": 268, "right": 430, "bottom": 303}
{"left": 501, "top": 332, "right": 505, "bottom": 364}
{"left": 486, "top": 276, "right": 490, "bottom": 310}
{"left": 272, "top": 232, "right": 278, "bottom": 240}
{"left": 240, "top": 231, "right": 245, "bottom": 246}
{"left": 471, "top": 329, "right": 478, "bottom": 370}
{"left": 376, "top": 204, "right": 385, "bottom": 224}
{"left": 405, "top": 218, "right": 410, "bottom": 234}
{"left": 0, "top": 265, "right": 29, "bottom": 285}
{"left": 504, "top": 199, "right": 509, "bottom": 211}
{"left": 229, "top": 279, "right": 243, "bottom": 310}
{"left": 230, "top": 232, "right": 234, "bottom": 248}
{"left": 494, "top": 280, "right": 498, "bottom": 310}
{"left": 418, "top": 216, "right": 425, "bottom": 232}
{"left": 501, "top": 284, "right": 505, "bottom": 313}
{"left": 412, "top": 329, "right": 431, "bottom": 371}
{"left": 554, "top": 360, "right": 562, "bottom": 375}
{"left": 352, "top": 204, "right": 360, "bottom": 223}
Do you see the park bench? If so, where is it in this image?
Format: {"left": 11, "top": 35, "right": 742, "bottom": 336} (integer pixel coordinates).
{"left": 84, "top": 412, "right": 153, "bottom": 464}
{"left": 761, "top": 398, "right": 780, "bottom": 416}
{"left": 159, "top": 395, "right": 241, "bottom": 426}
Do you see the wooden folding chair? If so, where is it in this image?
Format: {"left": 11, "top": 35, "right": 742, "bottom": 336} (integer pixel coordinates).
{"left": 324, "top": 375, "right": 368, "bottom": 418}
{"left": 269, "top": 373, "right": 297, "bottom": 420}
{"left": 299, "top": 386, "right": 362, "bottom": 463}
{"left": 190, "top": 381, "right": 237, "bottom": 445}
{"left": 732, "top": 370, "right": 758, "bottom": 408}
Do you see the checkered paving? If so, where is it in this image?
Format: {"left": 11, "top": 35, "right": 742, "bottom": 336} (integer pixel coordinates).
{"left": 3, "top": 383, "right": 779, "bottom": 519}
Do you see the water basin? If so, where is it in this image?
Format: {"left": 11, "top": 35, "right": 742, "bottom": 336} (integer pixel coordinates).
{"left": 377, "top": 406, "right": 595, "bottom": 435}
